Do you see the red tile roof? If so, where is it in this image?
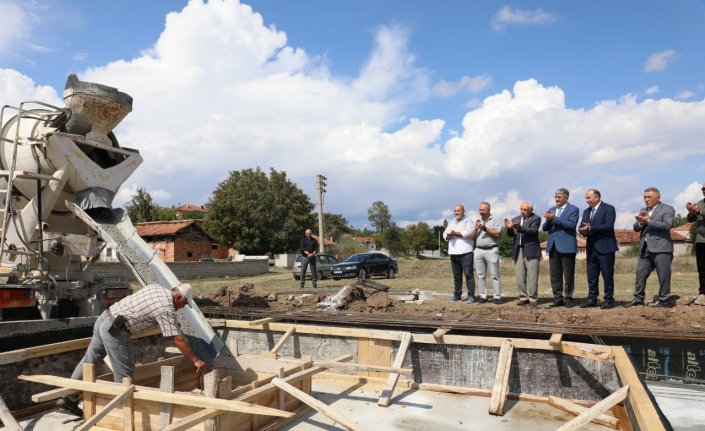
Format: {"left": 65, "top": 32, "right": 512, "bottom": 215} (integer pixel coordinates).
{"left": 136, "top": 220, "right": 203, "bottom": 237}
{"left": 175, "top": 204, "right": 208, "bottom": 213}
{"left": 614, "top": 228, "right": 689, "bottom": 244}
{"left": 354, "top": 236, "right": 375, "bottom": 244}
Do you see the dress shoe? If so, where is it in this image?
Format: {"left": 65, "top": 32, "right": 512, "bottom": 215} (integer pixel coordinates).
{"left": 580, "top": 300, "right": 598, "bottom": 308}
{"left": 517, "top": 299, "right": 529, "bottom": 306}
{"left": 564, "top": 298, "right": 574, "bottom": 308}
{"left": 56, "top": 396, "right": 83, "bottom": 417}
{"left": 548, "top": 300, "right": 564, "bottom": 308}
{"left": 449, "top": 297, "right": 461, "bottom": 302}
{"left": 623, "top": 299, "right": 644, "bottom": 308}
{"left": 493, "top": 298, "right": 502, "bottom": 305}
{"left": 651, "top": 301, "right": 671, "bottom": 308}
{"left": 600, "top": 302, "right": 614, "bottom": 309}
{"left": 479, "top": 297, "right": 488, "bottom": 303}
{"left": 466, "top": 296, "right": 476, "bottom": 304}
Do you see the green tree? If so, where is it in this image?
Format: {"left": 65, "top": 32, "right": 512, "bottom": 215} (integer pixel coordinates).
{"left": 405, "top": 221, "right": 434, "bottom": 254}
{"left": 180, "top": 210, "right": 207, "bottom": 220}
{"left": 673, "top": 213, "right": 689, "bottom": 228}
{"left": 330, "top": 236, "right": 367, "bottom": 261}
{"left": 207, "top": 167, "right": 315, "bottom": 254}
{"left": 367, "top": 201, "right": 392, "bottom": 233}
{"left": 323, "top": 213, "right": 354, "bottom": 241}
{"left": 125, "top": 187, "right": 156, "bottom": 223}
{"left": 379, "top": 224, "right": 406, "bottom": 256}
{"left": 153, "top": 206, "right": 177, "bottom": 221}
{"left": 498, "top": 227, "right": 514, "bottom": 258}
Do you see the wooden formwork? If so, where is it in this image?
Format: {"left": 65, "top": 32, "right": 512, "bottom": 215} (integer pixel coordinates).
{"left": 11, "top": 319, "right": 670, "bottom": 431}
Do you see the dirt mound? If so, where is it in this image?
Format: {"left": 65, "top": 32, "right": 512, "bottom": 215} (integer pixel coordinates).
{"left": 365, "top": 291, "right": 393, "bottom": 310}
{"left": 208, "top": 283, "right": 270, "bottom": 308}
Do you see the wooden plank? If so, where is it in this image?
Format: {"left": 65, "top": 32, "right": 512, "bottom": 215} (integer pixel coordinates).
{"left": 0, "top": 393, "right": 22, "bottom": 431}
{"left": 249, "top": 317, "right": 275, "bottom": 326}
{"left": 18, "top": 374, "right": 294, "bottom": 418}
{"left": 488, "top": 338, "right": 513, "bottom": 416}
{"left": 357, "top": 337, "right": 371, "bottom": 377}
{"left": 549, "top": 333, "right": 563, "bottom": 347}
{"left": 75, "top": 384, "right": 135, "bottom": 431}
{"left": 612, "top": 347, "right": 667, "bottom": 430}
{"left": 313, "top": 360, "right": 413, "bottom": 376}
{"left": 122, "top": 377, "right": 134, "bottom": 431}
{"left": 378, "top": 332, "right": 412, "bottom": 407}
{"left": 270, "top": 326, "right": 296, "bottom": 354}
{"left": 83, "top": 362, "right": 96, "bottom": 420}
{"left": 162, "top": 409, "right": 220, "bottom": 431}
{"left": 271, "top": 378, "right": 361, "bottom": 431}
{"left": 31, "top": 387, "right": 78, "bottom": 403}
{"left": 204, "top": 369, "right": 219, "bottom": 431}
{"left": 432, "top": 327, "right": 450, "bottom": 340}
{"left": 217, "top": 376, "right": 232, "bottom": 431}
{"left": 548, "top": 395, "right": 619, "bottom": 429}
{"left": 556, "top": 385, "right": 629, "bottom": 431}
{"left": 159, "top": 366, "right": 175, "bottom": 429}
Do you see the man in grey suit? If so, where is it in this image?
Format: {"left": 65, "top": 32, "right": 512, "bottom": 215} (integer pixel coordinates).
{"left": 505, "top": 201, "right": 542, "bottom": 307}
{"left": 542, "top": 188, "right": 580, "bottom": 308}
{"left": 625, "top": 187, "right": 675, "bottom": 308}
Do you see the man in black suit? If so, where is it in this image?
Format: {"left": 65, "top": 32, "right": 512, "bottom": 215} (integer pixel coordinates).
{"left": 505, "top": 201, "right": 542, "bottom": 306}
{"left": 625, "top": 187, "right": 675, "bottom": 308}
{"left": 578, "top": 189, "right": 619, "bottom": 309}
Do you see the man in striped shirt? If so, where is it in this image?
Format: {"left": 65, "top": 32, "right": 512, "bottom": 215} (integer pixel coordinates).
{"left": 57, "top": 284, "right": 206, "bottom": 416}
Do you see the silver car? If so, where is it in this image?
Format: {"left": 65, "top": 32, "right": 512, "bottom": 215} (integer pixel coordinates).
{"left": 292, "top": 253, "right": 340, "bottom": 280}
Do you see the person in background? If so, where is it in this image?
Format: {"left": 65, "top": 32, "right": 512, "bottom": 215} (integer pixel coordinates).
{"left": 686, "top": 182, "right": 705, "bottom": 306}
{"left": 542, "top": 188, "right": 580, "bottom": 308}
{"left": 625, "top": 187, "right": 675, "bottom": 308}
{"left": 444, "top": 204, "right": 476, "bottom": 303}
{"left": 299, "top": 228, "right": 319, "bottom": 289}
{"left": 505, "top": 201, "right": 542, "bottom": 307}
{"left": 578, "top": 189, "right": 619, "bottom": 309}
{"left": 471, "top": 202, "right": 502, "bottom": 304}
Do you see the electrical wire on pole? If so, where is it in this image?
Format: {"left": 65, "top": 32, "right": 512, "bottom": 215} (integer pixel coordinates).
{"left": 316, "top": 175, "right": 327, "bottom": 252}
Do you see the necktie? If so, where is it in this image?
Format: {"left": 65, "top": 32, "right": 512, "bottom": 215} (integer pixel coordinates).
{"left": 590, "top": 208, "right": 596, "bottom": 220}
{"left": 556, "top": 207, "right": 563, "bottom": 218}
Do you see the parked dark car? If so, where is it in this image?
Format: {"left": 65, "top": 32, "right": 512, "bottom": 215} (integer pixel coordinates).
{"left": 292, "top": 253, "right": 339, "bottom": 280}
{"left": 331, "top": 252, "right": 398, "bottom": 280}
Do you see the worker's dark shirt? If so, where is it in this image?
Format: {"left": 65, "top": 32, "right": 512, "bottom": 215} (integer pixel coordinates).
{"left": 300, "top": 237, "right": 318, "bottom": 256}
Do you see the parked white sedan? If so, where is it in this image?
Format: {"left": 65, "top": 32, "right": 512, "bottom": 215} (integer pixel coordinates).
{"left": 291, "top": 253, "right": 340, "bottom": 280}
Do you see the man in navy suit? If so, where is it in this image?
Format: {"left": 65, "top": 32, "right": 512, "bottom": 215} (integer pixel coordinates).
{"left": 505, "top": 201, "right": 542, "bottom": 306}
{"left": 578, "top": 189, "right": 619, "bottom": 309}
{"left": 625, "top": 187, "right": 675, "bottom": 308}
{"left": 542, "top": 188, "right": 580, "bottom": 308}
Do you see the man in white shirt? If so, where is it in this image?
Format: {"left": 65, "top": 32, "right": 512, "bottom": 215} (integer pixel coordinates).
{"left": 444, "top": 204, "right": 476, "bottom": 303}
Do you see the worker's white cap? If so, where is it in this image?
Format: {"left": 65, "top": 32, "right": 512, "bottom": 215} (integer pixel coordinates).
{"left": 176, "top": 283, "right": 195, "bottom": 308}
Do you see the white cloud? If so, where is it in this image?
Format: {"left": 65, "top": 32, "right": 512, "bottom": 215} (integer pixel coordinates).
{"left": 491, "top": 6, "right": 558, "bottom": 31}
{"left": 673, "top": 182, "right": 703, "bottom": 213}
{"left": 0, "top": 68, "right": 61, "bottom": 108}
{"left": 432, "top": 74, "right": 492, "bottom": 98}
{"left": 0, "top": 2, "right": 28, "bottom": 53}
{"left": 676, "top": 90, "right": 694, "bottom": 100}
{"left": 73, "top": 52, "right": 89, "bottom": 61}
{"left": 645, "top": 86, "right": 659, "bottom": 95}
{"left": 644, "top": 49, "right": 678, "bottom": 72}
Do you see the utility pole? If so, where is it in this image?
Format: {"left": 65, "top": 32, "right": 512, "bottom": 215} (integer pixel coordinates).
{"left": 316, "top": 174, "right": 327, "bottom": 253}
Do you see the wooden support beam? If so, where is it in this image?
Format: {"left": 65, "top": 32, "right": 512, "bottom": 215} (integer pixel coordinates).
{"left": 270, "top": 326, "right": 296, "bottom": 354}
{"left": 432, "top": 327, "right": 450, "bottom": 340}
{"left": 378, "top": 332, "right": 412, "bottom": 407}
{"left": 249, "top": 317, "right": 275, "bottom": 326}
{"left": 556, "top": 385, "right": 629, "bottom": 431}
{"left": 488, "top": 338, "right": 514, "bottom": 416}
{"left": 204, "top": 370, "right": 219, "bottom": 431}
{"left": 549, "top": 333, "right": 563, "bottom": 347}
{"left": 271, "top": 378, "right": 361, "bottom": 431}
{"left": 75, "top": 384, "right": 135, "bottom": 431}
{"left": 0, "top": 393, "right": 22, "bottom": 431}
{"left": 83, "top": 362, "right": 96, "bottom": 420}
{"left": 122, "top": 377, "right": 134, "bottom": 431}
{"left": 548, "top": 395, "right": 619, "bottom": 429}
{"left": 159, "top": 366, "right": 175, "bottom": 429}
{"left": 31, "top": 387, "right": 77, "bottom": 403}
{"left": 217, "top": 376, "right": 232, "bottom": 431}
{"left": 612, "top": 347, "right": 667, "bottom": 430}
{"left": 18, "top": 374, "right": 294, "bottom": 418}
{"left": 162, "top": 410, "right": 221, "bottom": 431}
{"left": 313, "top": 360, "right": 413, "bottom": 376}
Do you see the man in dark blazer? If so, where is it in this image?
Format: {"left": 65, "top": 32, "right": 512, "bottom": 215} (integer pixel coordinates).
{"left": 505, "top": 201, "right": 542, "bottom": 306}
{"left": 542, "top": 188, "right": 580, "bottom": 308}
{"left": 625, "top": 187, "right": 675, "bottom": 308}
{"left": 578, "top": 189, "right": 619, "bottom": 309}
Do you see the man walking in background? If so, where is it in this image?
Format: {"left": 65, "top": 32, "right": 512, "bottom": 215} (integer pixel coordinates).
{"left": 505, "top": 201, "right": 542, "bottom": 307}
{"left": 686, "top": 182, "right": 705, "bottom": 305}
{"left": 543, "top": 188, "right": 579, "bottom": 308}
{"left": 625, "top": 187, "right": 675, "bottom": 308}
{"left": 578, "top": 189, "right": 619, "bottom": 309}
{"left": 300, "top": 228, "right": 319, "bottom": 289}
{"left": 444, "top": 204, "right": 476, "bottom": 303}
{"left": 471, "top": 202, "right": 502, "bottom": 304}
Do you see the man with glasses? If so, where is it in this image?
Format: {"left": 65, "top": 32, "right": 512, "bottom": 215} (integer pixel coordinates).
{"left": 686, "top": 182, "right": 705, "bottom": 306}
{"left": 505, "top": 202, "right": 542, "bottom": 306}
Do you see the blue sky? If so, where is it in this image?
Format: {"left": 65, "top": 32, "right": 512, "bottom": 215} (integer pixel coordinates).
{"left": 2, "top": 0, "right": 705, "bottom": 230}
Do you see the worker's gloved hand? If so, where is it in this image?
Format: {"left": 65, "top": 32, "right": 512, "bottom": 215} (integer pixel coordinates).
{"left": 194, "top": 359, "right": 206, "bottom": 376}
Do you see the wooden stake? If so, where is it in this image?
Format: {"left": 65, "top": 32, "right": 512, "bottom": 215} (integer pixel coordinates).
{"left": 378, "top": 332, "right": 412, "bottom": 407}
{"left": 159, "top": 366, "right": 175, "bottom": 429}
{"left": 204, "top": 369, "right": 219, "bottom": 431}
{"left": 270, "top": 326, "right": 296, "bottom": 354}
{"left": 271, "top": 378, "right": 361, "bottom": 431}
{"left": 122, "top": 377, "right": 134, "bottom": 431}
{"left": 0, "top": 393, "right": 22, "bottom": 431}
{"left": 488, "top": 338, "right": 513, "bottom": 416}
{"left": 432, "top": 327, "right": 450, "bottom": 341}
{"left": 82, "top": 362, "right": 96, "bottom": 420}
{"left": 549, "top": 333, "right": 563, "bottom": 348}
{"left": 75, "top": 384, "right": 135, "bottom": 431}
{"left": 217, "top": 376, "right": 232, "bottom": 431}
{"left": 556, "top": 386, "right": 629, "bottom": 431}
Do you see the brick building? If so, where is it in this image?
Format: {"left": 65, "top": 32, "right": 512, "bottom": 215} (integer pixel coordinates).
{"left": 135, "top": 220, "right": 233, "bottom": 262}
{"left": 172, "top": 204, "right": 209, "bottom": 220}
